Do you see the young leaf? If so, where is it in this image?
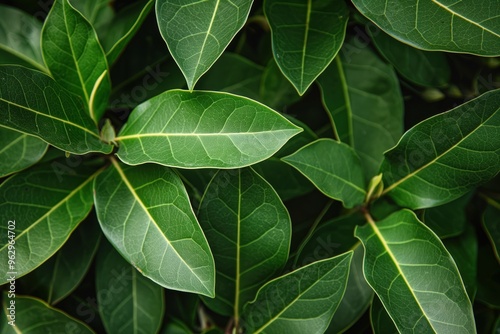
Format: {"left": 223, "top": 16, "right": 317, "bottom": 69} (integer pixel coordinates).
{"left": 116, "top": 90, "right": 302, "bottom": 168}
{"left": 0, "top": 127, "right": 48, "bottom": 177}
{"left": 0, "top": 5, "right": 46, "bottom": 72}
{"left": 282, "top": 139, "right": 366, "bottom": 208}
{"left": 317, "top": 40, "right": 403, "bottom": 178}
{"left": 197, "top": 168, "right": 291, "bottom": 319}
{"left": 156, "top": 0, "right": 253, "bottom": 89}
{"left": 264, "top": 0, "right": 349, "bottom": 94}
{"left": 0, "top": 294, "right": 94, "bottom": 333}
{"left": 352, "top": 0, "right": 500, "bottom": 56}
{"left": 96, "top": 241, "right": 165, "bottom": 334}
{"left": 355, "top": 210, "right": 476, "bottom": 333}
{"left": 381, "top": 89, "right": 500, "bottom": 209}
{"left": 42, "top": 0, "right": 111, "bottom": 122}
{"left": 240, "top": 252, "right": 353, "bottom": 334}
{"left": 483, "top": 204, "right": 500, "bottom": 261}
{"left": 0, "top": 160, "right": 101, "bottom": 283}
{"left": 94, "top": 159, "right": 215, "bottom": 297}
{"left": 0, "top": 65, "right": 113, "bottom": 155}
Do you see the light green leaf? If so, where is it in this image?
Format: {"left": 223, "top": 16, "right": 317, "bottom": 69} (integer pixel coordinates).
{"left": 241, "top": 252, "right": 353, "bottom": 334}
{"left": 317, "top": 40, "right": 403, "bottom": 178}
{"left": 0, "top": 127, "right": 48, "bottom": 177}
{"left": 116, "top": 89, "right": 302, "bottom": 168}
{"left": 0, "top": 160, "right": 100, "bottom": 284}
{"left": 156, "top": 0, "right": 253, "bottom": 89}
{"left": 423, "top": 193, "right": 472, "bottom": 238}
{"left": 355, "top": 209, "right": 476, "bottom": 333}
{"left": 370, "top": 29, "right": 451, "bottom": 87}
{"left": 264, "top": 0, "right": 349, "bottom": 94}
{"left": 94, "top": 159, "right": 215, "bottom": 297}
{"left": 96, "top": 240, "right": 165, "bottom": 334}
{"left": 1, "top": 294, "right": 95, "bottom": 333}
{"left": 0, "top": 5, "right": 46, "bottom": 72}
{"left": 197, "top": 168, "right": 291, "bottom": 320}
{"left": 351, "top": 0, "right": 500, "bottom": 56}
{"left": 381, "top": 89, "right": 500, "bottom": 209}
{"left": 42, "top": 0, "right": 111, "bottom": 122}
{"left": 483, "top": 203, "right": 500, "bottom": 262}
{"left": 370, "top": 296, "right": 398, "bottom": 334}
{"left": 0, "top": 65, "right": 113, "bottom": 155}
{"left": 283, "top": 139, "right": 366, "bottom": 208}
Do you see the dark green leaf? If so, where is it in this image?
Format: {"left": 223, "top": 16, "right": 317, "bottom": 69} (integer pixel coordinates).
{"left": 96, "top": 240, "right": 165, "bottom": 334}
{"left": 381, "top": 89, "right": 500, "bottom": 209}
{"left": 70, "top": 0, "right": 114, "bottom": 36}
{"left": 423, "top": 193, "right": 472, "bottom": 238}
{"left": 355, "top": 209, "right": 476, "bottom": 333}
{"left": 370, "top": 296, "right": 398, "bottom": 334}
{"left": 197, "top": 168, "right": 291, "bottom": 318}
{"left": 0, "top": 65, "right": 113, "bottom": 155}
{"left": 156, "top": 0, "right": 253, "bottom": 89}
{"left": 483, "top": 203, "right": 500, "bottom": 262}
{"left": 352, "top": 0, "right": 500, "bottom": 56}
{"left": 0, "top": 127, "right": 48, "bottom": 177}
{"left": 264, "top": 0, "right": 349, "bottom": 94}
{"left": 161, "top": 319, "right": 192, "bottom": 334}
{"left": 94, "top": 159, "right": 215, "bottom": 297}
{"left": 476, "top": 234, "right": 500, "bottom": 308}
{"left": 116, "top": 90, "right": 302, "bottom": 168}
{"left": 42, "top": 0, "right": 111, "bottom": 122}
{"left": 259, "top": 58, "right": 300, "bottom": 111}
{"left": 283, "top": 139, "right": 366, "bottom": 208}
{"left": 241, "top": 252, "right": 353, "bottom": 333}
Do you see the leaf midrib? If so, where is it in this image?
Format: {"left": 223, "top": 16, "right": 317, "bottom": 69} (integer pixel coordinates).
{"left": 116, "top": 129, "right": 298, "bottom": 141}
{"left": 299, "top": 0, "right": 312, "bottom": 92}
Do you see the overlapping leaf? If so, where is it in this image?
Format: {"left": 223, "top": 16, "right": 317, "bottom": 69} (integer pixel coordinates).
{"left": 156, "top": 0, "right": 253, "bottom": 89}
{"left": 283, "top": 139, "right": 366, "bottom": 208}
{"left": 94, "top": 159, "right": 215, "bottom": 297}
{"left": 197, "top": 168, "right": 291, "bottom": 318}
{"left": 0, "top": 127, "right": 48, "bottom": 177}
{"left": 423, "top": 193, "right": 472, "bottom": 238}
{"left": 381, "top": 89, "right": 500, "bottom": 209}
{"left": 42, "top": 0, "right": 111, "bottom": 122}
{"left": 0, "top": 160, "right": 100, "bottom": 283}
{"left": 96, "top": 241, "right": 164, "bottom": 334}
{"left": 352, "top": 0, "right": 500, "bottom": 56}
{"left": 116, "top": 90, "right": 302, "bottom": 168}
{"left": 241, "top": 252, "right": 352, "bottom": 333}
{"left": 265, "top": 0, "right": 349, "bottom": 94}
{"left": 370, "top": 296, "right": 398, "bottom": 334}
{"left": 483, "top": 204, "right": 500, "bottom": 261}
{"left": 355, "top": 210, "right": 476, "bottom": 333}
{"left": 0, "top": 65, "right": 113, "bottom": 154}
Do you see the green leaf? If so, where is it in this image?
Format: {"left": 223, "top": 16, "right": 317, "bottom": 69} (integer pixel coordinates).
{"left": 116, "top": 90, "right": 302, "bottom": 168}
{"left": 422, "top": 193, "right": 472, "bottom": 238}
{"left": 162, "top": 319, "right": 192, "bottom": 334}
{"left": 70, "top": 0, "right": 114, "bottom": 35}
{"left": 351, "top": 0, "right": 500, "bottom": 56}
{"left": 283, "top": 139, "right": 366, "bottom": 208}
{"left": 0, "top": 127, "right": 48, "bottom": 177}
{"left": 0, "top": 160, "right": 100, "bottom": 284}
{"left": 355, "top": 209, "right": 476, "bottom": 333}
{"left": 42, "top": 0, "right": 111, "bottom": 122}
{"left": 381, "top": 89, "right": 500, "bottom": 209}
{"left": 0, "top": 65, "right": 113, "bottom": 155}
{"left": 259, "top": 58, "right": 300, "bottom": 111}
{"left": 264, "top": 0, "right": 349, "bottom": 94}
{"left": 370, "top": 296, "right": 398, "bottom": 334}
{"left": 317, "top": 41, "right": 403, "bottom": 178}
{"left": 370, "top": 29, "right": 451, "bottom": 88}
{"left": 156, "top": 0, "right": 253, "bottom": 89}
{"left": 241, "top": 252, "right": 353, "bottom": 334}
{"left": 483, "top": 203, "right": 500, "bottom": 262}
{"left": 0, "top": 4, "right": 46, "bottom": 72}
{"left": 96, "top": 240, "right": 165, "bottom": 334}
{"left": 197, "top": 168, "right": 291, "bottom": 319}
{"left": 1, "top": 294, "right": 94, "bottom": 333}
{"left": 476, "top": 234, "right": 500, "bottom": 308}
{"left": 94, "top": 159, "right": 215, "bottom": 297}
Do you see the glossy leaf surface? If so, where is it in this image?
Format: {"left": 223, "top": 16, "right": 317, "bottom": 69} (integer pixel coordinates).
{"left": 94, "top": 159, "right": 215, "bottom": 297}
{"left": 116, "top": 90, "right": 302, "bottom": 168}
{"left": 96, "top": 241, "right": 165, "bottom": 334}
{"left": 265, "top": 0, "right": 349, "bottom": 94}
{"left": 283, "top": 139, "right": 366, "bottom": 208}
{"left": 156, "top": 0, "right": 253, "bottom": 89}
{"left": 197, "top": 168, "right": 291, "bottom": 317}
{"left": 42, "top": 0, "right": 111, "bottom": 122}
{"left": 381, "top": 89, "right": 500, "bottom": 209}
{"left": 0, "top": 127, "right": 48, "bottom": 177}
{"left": 0, "top": 160, "right": 99, "bottom": 283}
{"left": 352, "top": 0, "right": 500, "bottom": 56}
{"left": 355, "top": 210, "right": 476, "bottom": 333}
{"left": 0, "top": 66, "right": 113, "bottom": 155}
{"left": 241, "top": 252, "right": 352, "bottom": 333}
